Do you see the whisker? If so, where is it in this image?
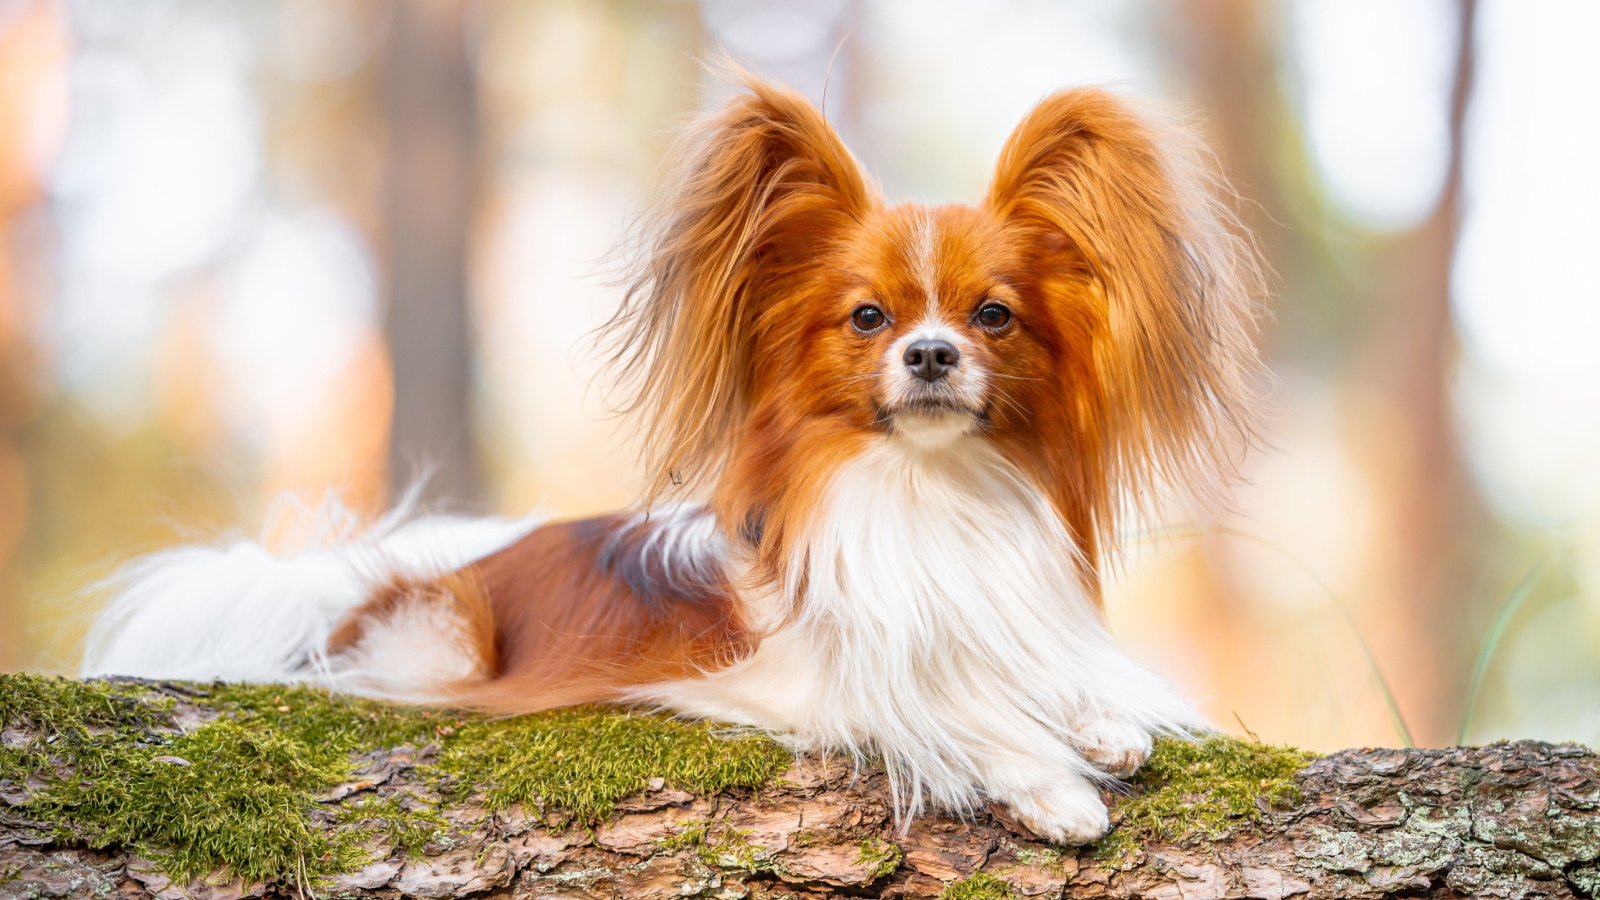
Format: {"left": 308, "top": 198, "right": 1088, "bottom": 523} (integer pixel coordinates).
{"left": 986, "top": 383, "right": 1028, "bottom": 418}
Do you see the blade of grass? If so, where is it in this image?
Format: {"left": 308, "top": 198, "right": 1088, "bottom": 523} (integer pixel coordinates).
{"left": 1456, "top": 555, "right": 1551, "bottom": 746}
{"left": 1127, "top": 524, "right": 1416, "bottom": 748}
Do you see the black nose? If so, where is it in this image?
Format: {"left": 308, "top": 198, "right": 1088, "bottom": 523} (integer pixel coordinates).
{"left": 903, "top": 339, "right": 960, "bottom": 382}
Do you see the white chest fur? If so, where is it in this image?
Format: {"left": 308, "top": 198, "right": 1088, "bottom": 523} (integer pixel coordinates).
{"left": 633, "top": 435, "right": 1196, "bottom": 819}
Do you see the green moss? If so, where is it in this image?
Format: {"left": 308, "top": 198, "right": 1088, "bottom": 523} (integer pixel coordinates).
{"left": 2, "top": 676, "right": 444, "bottom": 885}
{"left": 698, "top": 825, "right": 768, "bottom": 872}
{"left": 195, "top": 681, "right": 450, "bottom": 751}
{"left": 1096, "top": 734, "right": 1315, "bottom": 865}
{"left": 431, "top": 706, "right": 791, "bottom": 822}
{"left": 656, "top": 818, "right": 786, "bottom": 873}
{"left": 657, "top": 818, "right": 711, "bottom": 854}
{"left": 856, "top": 836, "right": 902, "bottom": 880}
{"left": 334, "top": 793, "right": 452, "bottom": 857}
{"left": 0, "top": 674, "right": 790, "bottom": 890}
{"left": 0, "top": 675, "right": 178, "bottom": 787}
{"left": 1009, "top": 843, "right": 1065, "bottom": 874}
{"left": 940, "top": 871, "right": 1017, "bottom": 899}
{"left": 0, "top": 673, "right": 174, "bottom": 735}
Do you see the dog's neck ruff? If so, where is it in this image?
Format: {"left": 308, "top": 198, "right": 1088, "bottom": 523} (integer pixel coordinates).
{"left": 633, "top": 433, "right": 1195, "bottom": 819}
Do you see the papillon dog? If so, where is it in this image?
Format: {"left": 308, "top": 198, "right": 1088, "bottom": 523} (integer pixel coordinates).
{"left": 83, "top": 73, "right": 1264, "bottom": 844}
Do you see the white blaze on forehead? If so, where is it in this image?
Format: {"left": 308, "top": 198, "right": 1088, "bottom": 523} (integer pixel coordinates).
{"left": 913, "top": 211, "right": 940, "bottom": 315}
{"left": 906, "top": 320, "right": 962, "bottom": 346}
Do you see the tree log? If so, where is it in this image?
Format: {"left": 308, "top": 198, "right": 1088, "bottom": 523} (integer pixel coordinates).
{"left": 1, "top": 678, "right": 1596, "bottom": 899}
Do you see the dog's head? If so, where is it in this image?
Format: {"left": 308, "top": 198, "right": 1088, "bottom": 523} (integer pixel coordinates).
{"left": 607, "top": 74, "right": 1265, "bottom": 564}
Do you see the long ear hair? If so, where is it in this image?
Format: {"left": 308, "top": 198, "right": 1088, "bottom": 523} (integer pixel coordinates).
{"left": 603, "top": 69, "right": 875, "bottom": 502}
{"left": 986, "top": 89, "right": 1267, "bottom": 544}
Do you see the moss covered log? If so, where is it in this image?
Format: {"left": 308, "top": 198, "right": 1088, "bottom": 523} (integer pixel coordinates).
{"left": 1, "top": 675, "right": 1596, "bottom": 899}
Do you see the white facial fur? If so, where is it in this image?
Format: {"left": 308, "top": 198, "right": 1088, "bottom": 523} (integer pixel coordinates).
{"left": 881, "top": 319, "right": 988, "bottom": 448}
{"left": 634, "top": 432, "right": 1201, "bottom": 842}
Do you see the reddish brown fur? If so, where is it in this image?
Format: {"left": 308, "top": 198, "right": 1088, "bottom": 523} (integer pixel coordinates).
{"left": 439, "top": 516, "right": 748, "bottom": 715}
{"left": 327, "top": 72, "right": 1263, "bottom": 711}
{"left": 608, "top": 76, "right": 1262, "bottom": 600}
{"left": 984, "top": 91, "right": 1265, "bottom": 553}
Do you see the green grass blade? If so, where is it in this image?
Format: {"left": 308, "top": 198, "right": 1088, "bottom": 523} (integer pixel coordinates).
{"left": 1128, "top": 524, "right": 1416, "bottom": 748}
{"left": 1455, "top": 555, "right": 1551, "bottom": 746}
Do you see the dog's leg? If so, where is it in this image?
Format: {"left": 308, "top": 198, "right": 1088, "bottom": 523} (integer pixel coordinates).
{"left": 1062, "top": 646, "right": 1199, "bottom": 780}
{"left": 974, "top": 748, "right": 1111, "bottom": 846}
{"left": 1068, "top": 708, "right": 1154, "bottom": 780}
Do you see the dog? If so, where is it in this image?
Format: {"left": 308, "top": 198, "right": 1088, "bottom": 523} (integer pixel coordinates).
{"left": 83, "top": 73, "right": 1265, "bottom": 844}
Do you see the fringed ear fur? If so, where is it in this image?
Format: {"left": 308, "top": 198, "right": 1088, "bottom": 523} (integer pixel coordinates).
{"left": 986, "top": 89, "right": 1267, "bottom": 543}
{"left": 603, "top": 71, "right": 875, "bottom": 501}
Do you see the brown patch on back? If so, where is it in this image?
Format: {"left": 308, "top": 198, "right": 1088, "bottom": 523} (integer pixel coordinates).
{"left": 410, "top": 515, "right": 749, "bottom": 715}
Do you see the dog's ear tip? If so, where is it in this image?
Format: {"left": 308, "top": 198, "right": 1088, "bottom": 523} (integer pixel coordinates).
{"left": 697, "top": 57, "right": 811, "bottom": 118}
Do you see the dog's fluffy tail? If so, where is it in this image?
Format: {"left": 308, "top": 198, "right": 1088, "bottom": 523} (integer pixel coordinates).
{"left": 80, "top": 496, "right": 533, "bottom": 696}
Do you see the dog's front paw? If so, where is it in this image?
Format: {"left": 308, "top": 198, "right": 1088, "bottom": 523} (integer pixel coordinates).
{"left": 1071, "top": 713, "right": 1153, "bottom": 779}
{"left": 1001, "top": 777, "right": 1110, "bottom": 846}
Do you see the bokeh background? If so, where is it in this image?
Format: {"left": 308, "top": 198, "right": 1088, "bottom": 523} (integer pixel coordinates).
{"left": 1, "top": 0, "right": 1596, "bottom": 752}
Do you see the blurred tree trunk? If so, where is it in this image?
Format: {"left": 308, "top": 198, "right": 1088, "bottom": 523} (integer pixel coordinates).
{"left": 1173, "top": 0, "right": 1486, "bottom": 747}
{"left": 1359, "top": 0, "right": 1485, "bottom": 746}
{"left": 1165, "top": 0, "right": 1314, "bottom": 739}
{"left": 380, "top": 0, "right": 483, "bottom": 506}
{"left": 1170, "top": 0, "right": 1284, "bottom": 251}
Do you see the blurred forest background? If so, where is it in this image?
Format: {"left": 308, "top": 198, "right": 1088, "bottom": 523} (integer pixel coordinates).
{"left": 0, "top": 0, "right": 1596, "bottom": 753}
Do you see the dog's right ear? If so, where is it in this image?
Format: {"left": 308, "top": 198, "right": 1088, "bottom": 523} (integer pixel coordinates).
{"left": 606, "top": 72, "right": 875, "bottom": 501}
{"left": 986, "top": 89, "right": 1267, "bottom": 541}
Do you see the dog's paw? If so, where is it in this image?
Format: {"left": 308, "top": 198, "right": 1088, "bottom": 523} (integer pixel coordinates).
{"left": 1071, "top": 713, "right": 1153, "bottom": 780}
{"left": 1001, "top": 778, "right": 1111, "bottom": 846}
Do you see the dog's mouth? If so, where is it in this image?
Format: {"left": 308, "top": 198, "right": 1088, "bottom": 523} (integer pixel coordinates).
{"left": 875, "top": 399, "right": 991, "bottom": 442}
{"left": 886, "top": 398, "right": 979, "bottom": 417}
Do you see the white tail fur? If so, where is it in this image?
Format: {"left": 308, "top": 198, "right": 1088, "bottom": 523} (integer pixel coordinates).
{"left": 80, "top": 495, "right": 534, "bottom": 694}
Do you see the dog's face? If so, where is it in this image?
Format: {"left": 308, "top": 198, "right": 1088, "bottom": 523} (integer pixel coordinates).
{"left": 608, "top": 76, "right": 1263, "bottom": 563}
{"left": 767, "top": 203, "right": 1088, "bottom": 451}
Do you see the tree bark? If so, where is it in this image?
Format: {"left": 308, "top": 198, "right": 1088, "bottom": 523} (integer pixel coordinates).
{"left": 3, "top": 688, "right": 1596, "bottom": 899}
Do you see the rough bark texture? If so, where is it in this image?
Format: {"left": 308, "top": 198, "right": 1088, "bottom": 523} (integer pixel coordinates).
{"left": 2, "top": 686, "right": 1597, "bottom": 900}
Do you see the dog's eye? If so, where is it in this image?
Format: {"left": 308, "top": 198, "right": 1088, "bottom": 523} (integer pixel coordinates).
{"left": 975, "top": 302, "right": 1012, "bottom": 331}
{"left": 851, "top": 305, "right": 888, "bottom": 333}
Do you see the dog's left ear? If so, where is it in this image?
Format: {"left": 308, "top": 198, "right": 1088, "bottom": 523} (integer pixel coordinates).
{"left": 986, "top": 89, "right": 1267, "bottom": 530}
